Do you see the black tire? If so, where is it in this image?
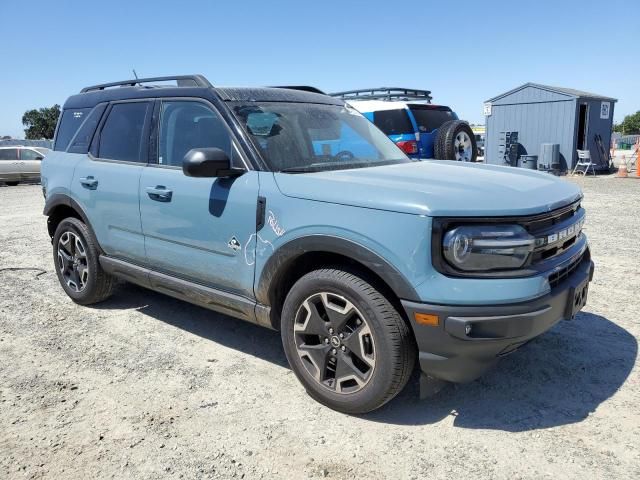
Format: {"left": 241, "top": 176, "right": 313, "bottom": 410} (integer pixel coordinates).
{"left": 281, "top": 268, "right": 416, "bottom": 414}
{"left": 5, "top": 181, "right": 19, "bottom": 186}
{"left": 433, "top": 120, "right": 478, "bottom": 162}
{"left": 52, "top": 217, "right": 115, "bottom": 305}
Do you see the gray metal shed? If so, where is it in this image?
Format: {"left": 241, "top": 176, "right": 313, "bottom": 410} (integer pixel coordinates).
{"left": 484, "top": 83, "right": 617, "bottom": 171}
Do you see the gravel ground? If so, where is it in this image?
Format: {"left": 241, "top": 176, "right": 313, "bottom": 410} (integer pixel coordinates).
{"left": 1, "top": 176, "right": 639, "bottom": 479}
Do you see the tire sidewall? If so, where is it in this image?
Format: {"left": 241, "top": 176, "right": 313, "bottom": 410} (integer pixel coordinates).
{"left": 435, "top": 120, "right": 478, "bottom": 162}
{"left": 52, "top": 218, "right": 102, "bottom": 303}
{"left": 281, "top": 271, "right": 402, "bottom": 413}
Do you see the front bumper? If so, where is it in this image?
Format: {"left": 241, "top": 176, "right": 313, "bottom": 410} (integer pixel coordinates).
{"left": 402, "top": 256, "right": 594, "bottom": 383}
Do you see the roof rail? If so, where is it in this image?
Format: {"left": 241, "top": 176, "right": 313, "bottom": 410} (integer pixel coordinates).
{"left": 271, "top": 85, "right": 326, "bottom": 95}
{"left": 80, "top": 74, "right": 213, "bottom": 93}
{"left": 330, "top": 87, "right": 432, "bottom": 103}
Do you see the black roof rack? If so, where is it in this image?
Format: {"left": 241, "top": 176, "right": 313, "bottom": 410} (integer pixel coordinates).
{"left": 330, "top": 87, "right": 432, "bottom": 103}
{"left": 271, "top": 85, "right": 326, "bottom": 95}
{"left": 80, "top": 74, "right": 213, "bottom": 93}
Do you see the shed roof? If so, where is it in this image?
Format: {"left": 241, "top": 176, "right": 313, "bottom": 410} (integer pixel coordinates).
{"left": 486, "top": 83, "right": 617, "bottom": 103}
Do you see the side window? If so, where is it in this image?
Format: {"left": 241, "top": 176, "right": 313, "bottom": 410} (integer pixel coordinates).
{"left": 98, "top": 102, "right": 149, "bottom": 162}
{"left": 158, "top": 101, "right": 232, "bottom": 167}
{"left": 54, "top": 108, "right": 92, "bottom": 151}
{"left": 68, "top": 103, "right": 107, "bottom": 154}
{"left": 0, "top": 148, "right": 18, "bottom": 160}
{"left": 20, "top": 149, "right": 43, "bottom": 160}
{"left": 373, "top": 109, "right": 414, "bottom": 135}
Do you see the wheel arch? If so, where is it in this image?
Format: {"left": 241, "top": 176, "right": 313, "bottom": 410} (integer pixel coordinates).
{"left": 44, "top": 194, "right": 94, "bottom": 243}
{"left": 256, "top": 235, "right": 419, "bottom": 329}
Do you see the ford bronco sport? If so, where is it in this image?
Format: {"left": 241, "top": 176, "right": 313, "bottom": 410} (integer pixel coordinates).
{"left": 42, "top": 75, "right": 593, "bottom": 414}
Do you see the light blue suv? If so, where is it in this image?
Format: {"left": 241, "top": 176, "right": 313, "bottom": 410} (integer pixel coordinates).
{"left": 42, "top": 75, "right": 593, "bottom": 414}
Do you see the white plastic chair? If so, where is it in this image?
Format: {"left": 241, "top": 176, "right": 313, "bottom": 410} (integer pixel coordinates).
{"left": 572, "top": 150, "right": 595, "bottom": 176}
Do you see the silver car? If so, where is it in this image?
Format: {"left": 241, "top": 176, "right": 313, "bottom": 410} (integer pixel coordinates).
{"left": 0, "top": 146, "right": 49, "bottom": 185}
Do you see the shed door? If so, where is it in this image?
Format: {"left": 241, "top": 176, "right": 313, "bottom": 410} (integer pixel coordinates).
{"left": 577, "top": 103, "right": 589, "bottom": 150}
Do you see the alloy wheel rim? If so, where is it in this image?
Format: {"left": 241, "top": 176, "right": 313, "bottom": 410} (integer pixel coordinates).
{"left": 57, "top": 231, "right": 89, "bottom": 292}
{"left": 454, "top": 132, "right": 472, "bottom": 161}
{"left": 293, "top": 292, "right": 375, "bottom": 394}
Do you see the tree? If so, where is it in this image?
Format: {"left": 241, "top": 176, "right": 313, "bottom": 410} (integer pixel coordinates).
{"left": 613, "top": 111, "right": 640, "bottom": 135}
{"left": 22, "top": 104, "right": 61, "bottom": 139}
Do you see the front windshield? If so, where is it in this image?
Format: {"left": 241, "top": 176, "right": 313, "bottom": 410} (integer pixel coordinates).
{"left": 232, "top": 102, "right": 412, "bottom": 172}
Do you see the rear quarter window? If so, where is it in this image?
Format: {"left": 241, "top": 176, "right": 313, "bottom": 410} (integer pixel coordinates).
{"left": 54, "top": 108, "right": 92, "bottom": 151}
{"left": 372, "top": 109, "right": 414, "bottom": 135}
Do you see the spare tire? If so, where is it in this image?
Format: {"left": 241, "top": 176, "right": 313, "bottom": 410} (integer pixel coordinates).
{"left": 434, "top": 120, "right": 478, "bottom": 162}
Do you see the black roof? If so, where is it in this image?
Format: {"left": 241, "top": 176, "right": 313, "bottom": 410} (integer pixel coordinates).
{"left": 216, "top": 87, "right": 341, "bottom": 105}
{"left": 64, "top": 74, "right": 340, "bottom": 109}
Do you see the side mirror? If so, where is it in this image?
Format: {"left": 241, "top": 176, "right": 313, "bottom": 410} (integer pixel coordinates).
{"left": 182, "top": 148, "right": 244, "bottom": 178}
{"left": 35, "top": 156, "right": 44, "bottom": 161}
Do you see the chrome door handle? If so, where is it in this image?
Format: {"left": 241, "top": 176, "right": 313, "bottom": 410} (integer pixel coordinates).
{"left": 146, "top": 186, "right": 173, "bottom": 202}
{"left": 79, "top": 176, "right": 99, "bottom": 189}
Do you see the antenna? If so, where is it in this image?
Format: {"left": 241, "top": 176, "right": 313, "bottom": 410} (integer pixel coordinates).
{"left": 132, "top": 69, "right": 139, "bottom": 80}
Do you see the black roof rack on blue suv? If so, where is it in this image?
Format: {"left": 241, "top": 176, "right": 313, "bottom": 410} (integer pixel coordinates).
{"left": 80, "top": 74, "right": 213, "bottom": 93}
{"left": 330, "top": 87, "right": 432, "bottom": 103}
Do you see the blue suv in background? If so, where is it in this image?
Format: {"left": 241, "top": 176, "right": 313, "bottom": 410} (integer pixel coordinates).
{"left": 331, "top": 88, "right": 478, "bottom": 162}
{"left": 42, "top": 75, "right": 592, "bottom": 414}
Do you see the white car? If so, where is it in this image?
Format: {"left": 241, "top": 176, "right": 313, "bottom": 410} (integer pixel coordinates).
{"left": 0, "top": 146, "right": 49, "bottom": 185}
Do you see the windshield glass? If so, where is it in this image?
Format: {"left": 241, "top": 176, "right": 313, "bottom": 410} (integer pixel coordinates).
{"left": 232, "top": 102, "right": 411, "bottom": 172}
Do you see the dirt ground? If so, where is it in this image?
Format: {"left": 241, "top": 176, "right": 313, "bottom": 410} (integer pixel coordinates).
{"left": 1, "top": 176, "right": 639, "bottom": 479}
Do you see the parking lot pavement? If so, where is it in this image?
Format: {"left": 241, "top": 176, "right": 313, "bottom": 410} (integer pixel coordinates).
{"left": 1, "top": 178, "right": 639, "bottom": 479}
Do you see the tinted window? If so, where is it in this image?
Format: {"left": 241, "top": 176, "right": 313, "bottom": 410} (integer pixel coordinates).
{"left": 409, "top": 106, "right": 456, "bottom": 133}
{"left": 0, "top": 148, "right": 18, "bottom": 160}
{"left": 373, "top": 109, "right": 413, "bottom": 135}
{"left": 99, "top": 102, "right": 149, "bottom": 162}
{"left": 34, "top": 148, "right": 51, "bottom": 155}
{"left": 68, "top": 103, "right": 107, "bottom": 154}
{"left": 158, "top": 101, "right": 231, "bottom": 167}
{"left": 20, "top": 149, "right": 43, "bottom": 160}
{"left": 54, "top": 108, "right": 92, "bottom": 151}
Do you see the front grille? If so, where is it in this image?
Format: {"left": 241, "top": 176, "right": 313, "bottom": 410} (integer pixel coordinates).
{"left": 525, "top": 201, "right": 584, "bottom": 265}
{"left": 548, "top": 250, "right": 585, "bottom": 288}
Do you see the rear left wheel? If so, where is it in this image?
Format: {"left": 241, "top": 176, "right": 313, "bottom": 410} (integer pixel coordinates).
{"left": 281, "top": 268, "right": 415, "bottom": 414}
{"left": 53, "top": 217, "right": 115, "bottom": 305}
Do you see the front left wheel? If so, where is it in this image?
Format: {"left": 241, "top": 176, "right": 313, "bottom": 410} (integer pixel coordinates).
{"left": 281, "top": 268, "right": 416, "bottom": 414}
{"left": 52, "top": 217, "right": 115, "bottom": 305}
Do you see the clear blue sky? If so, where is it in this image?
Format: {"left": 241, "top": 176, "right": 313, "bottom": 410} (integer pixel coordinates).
{"left": 2, "top": 0, "right": 638, "bottom": 138}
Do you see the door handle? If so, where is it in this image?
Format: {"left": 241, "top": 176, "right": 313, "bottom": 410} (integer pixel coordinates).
{"left": 79, "top": 176, "right": 99, "bottom": 189}
{"left": 146, "top": 186, "right": 173, "bottom": 202}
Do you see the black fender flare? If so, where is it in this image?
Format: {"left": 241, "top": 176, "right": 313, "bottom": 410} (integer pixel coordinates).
{"left": 43, "top": 193, "right": 96, "bottom": 242}
{"left": 255, "top": 235, "right": 420, "bottom": 306}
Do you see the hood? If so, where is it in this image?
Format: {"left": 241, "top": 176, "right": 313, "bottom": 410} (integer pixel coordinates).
{"left": 274, "top": 161, "right": 582, "bottom": 217}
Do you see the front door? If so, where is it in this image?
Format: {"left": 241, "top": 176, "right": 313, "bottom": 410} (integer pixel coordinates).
{"left": 139, "top": 99, "right": 258, "bottom": 298}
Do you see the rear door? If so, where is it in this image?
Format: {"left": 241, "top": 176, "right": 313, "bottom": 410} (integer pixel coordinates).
{"left": 71, "top": 100, "right": 152, "bottom": 263}
{"left": 0, "top": 148, "right": 20, "bottom": 182}
{"left": 18, "top": 148, "right": 44, "bottom": 181}
{"left": 407, "top": 105, "right": 457, "bottom": 158}
{"left": 139, "top": 99, "right": 258, "bottom": 298}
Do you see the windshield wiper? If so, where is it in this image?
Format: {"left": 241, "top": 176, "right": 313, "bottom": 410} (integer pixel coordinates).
{"left": 278, "top": 166, "right": 321, "bottom": 174}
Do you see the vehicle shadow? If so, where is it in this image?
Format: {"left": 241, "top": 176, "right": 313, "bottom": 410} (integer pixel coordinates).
{"left": 368, "top": 311, "right": 637, "bottom": 431}
{"left": 96, "top": 286, "right": 636, "bottom": 432}
{"left": 96, "top": 283, "right": 288, "bottom": 368}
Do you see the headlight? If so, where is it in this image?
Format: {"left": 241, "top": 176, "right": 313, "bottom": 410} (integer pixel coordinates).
{"left": 443, "top": 225, "right": 535, "bottom": 271}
